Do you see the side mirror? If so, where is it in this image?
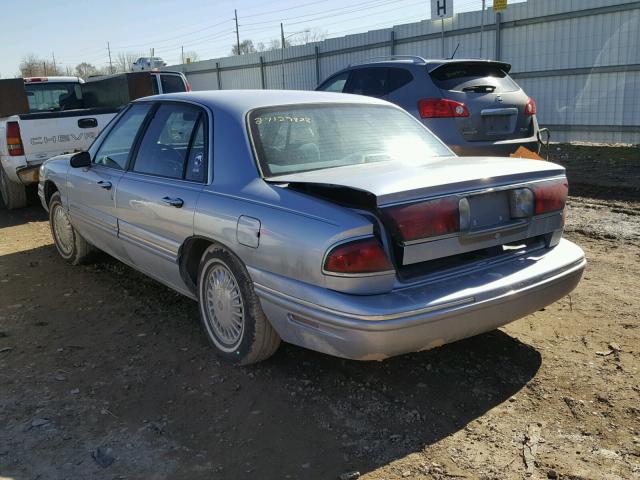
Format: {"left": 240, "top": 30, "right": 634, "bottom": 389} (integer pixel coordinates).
{"left": 70, "top": 151, "right": 91, "bottom": 168}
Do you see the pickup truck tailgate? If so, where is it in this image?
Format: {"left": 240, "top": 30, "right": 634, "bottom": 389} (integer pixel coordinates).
{"left": 18, "top": 108, "right": 118, "bottom": 163}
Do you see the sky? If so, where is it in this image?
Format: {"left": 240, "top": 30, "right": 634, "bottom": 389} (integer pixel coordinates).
{"left": 0, "top": 0, "right": 522, "bottom": 77}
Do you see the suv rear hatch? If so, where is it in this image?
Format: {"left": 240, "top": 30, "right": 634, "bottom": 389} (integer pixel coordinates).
{"left": 429, "top": 61, "right": 534, "bottom": 142}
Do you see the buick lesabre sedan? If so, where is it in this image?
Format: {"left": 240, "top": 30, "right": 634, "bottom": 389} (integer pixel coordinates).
{"left": 39, "top": 90, "right": 586, "bottom": 364}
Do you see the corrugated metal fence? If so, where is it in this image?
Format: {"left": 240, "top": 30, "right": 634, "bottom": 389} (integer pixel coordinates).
{"left": 170, "top": 0, "right": 640, "bottom": 144}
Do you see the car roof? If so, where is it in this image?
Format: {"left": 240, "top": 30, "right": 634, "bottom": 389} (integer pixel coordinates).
{"left": 136, "top": 89, "right": 391, "bottom": 115}
{"left": 338, "top": 57, "right": 511, "bottom": 72}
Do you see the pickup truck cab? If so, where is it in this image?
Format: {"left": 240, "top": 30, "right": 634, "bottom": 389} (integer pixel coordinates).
{"left": 0, "top": 76, "right": 118, "bottom": 209}
{"left": 1, "top": 72, "right": 190, "bottom": 209}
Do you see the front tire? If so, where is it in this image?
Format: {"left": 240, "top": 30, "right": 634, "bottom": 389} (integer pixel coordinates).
{"left": 197, "top": 245, "right": 280, "bottom": 365}
{"left": 48, "top": 192, "right": 94, "bottom": 265}
{"left": 0, "top": 167, "right": 27, "bottom": 210}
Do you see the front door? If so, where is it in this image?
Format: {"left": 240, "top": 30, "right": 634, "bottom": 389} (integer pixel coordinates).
{"left": 68, "top": 103, "right": 152, "bottom": 259}
{"left": 115, "top": 102, "right": 208, "bottom": 294}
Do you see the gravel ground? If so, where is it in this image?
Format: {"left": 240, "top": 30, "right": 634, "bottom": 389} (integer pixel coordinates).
{"left": 0, "top": 144, "right": 639, "bottom": 480}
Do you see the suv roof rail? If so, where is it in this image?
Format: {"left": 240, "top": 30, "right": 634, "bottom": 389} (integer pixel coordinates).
{"left": 348, "top": 55, "right": 427, "bottom": 67}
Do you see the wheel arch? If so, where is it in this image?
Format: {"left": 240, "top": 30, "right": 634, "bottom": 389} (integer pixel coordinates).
{"left": 43, "top": 180, "right": 59, "bottom": 207}
{"left": 178, "top": 235, "right": 239, "bottom": 294}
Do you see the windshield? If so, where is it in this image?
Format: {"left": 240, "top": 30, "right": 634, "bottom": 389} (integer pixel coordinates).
{"left": 24, "top": 82, "right": 83, "bottom": 112}
{"left": 249, "top": 104, "right": 452, "bottom": 177}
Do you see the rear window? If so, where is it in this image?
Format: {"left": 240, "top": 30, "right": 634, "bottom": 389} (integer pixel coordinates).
{"left": 25, "top": 82, "right": 83, "bottom": 112}
{"left": 249, "top": 104, "right": 451, "bottom": 177}
{"left": 160, "top": 74, "right": 187, "bottom": 93}
{"left": 430, "top": 63, "right": 519, "bottom": 93}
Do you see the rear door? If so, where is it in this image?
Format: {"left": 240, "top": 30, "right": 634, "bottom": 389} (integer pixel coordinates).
{"left": 343, "top": 67, "right": 389, "bottom": 98}
{"left": 429, "top": 61, "right": 533, "bottom": 141}
{"left": 115, "top": 102, "right": 207, "bottom": 293}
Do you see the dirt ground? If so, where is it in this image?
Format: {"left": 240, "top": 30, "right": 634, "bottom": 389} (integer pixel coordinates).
{"left": 1, "top": 144, "right": 639, "bottom": 480}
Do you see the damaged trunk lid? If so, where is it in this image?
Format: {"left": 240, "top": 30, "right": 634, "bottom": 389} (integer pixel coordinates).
{"left": 269, "top": 156, "right": 567, "bottom": 268}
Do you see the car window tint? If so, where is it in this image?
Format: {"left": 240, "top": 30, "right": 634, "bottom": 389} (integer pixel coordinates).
{"left": 133, "top": 103, "right": 199, "bottom": 179}
{"left": 344, "top": 68, "right": 388, "bottom": 97}
{"left": 160, "top": 74, "right": 187, "bottom": 93}
{"left": 185, "top": 119, "right": 207, "bottom": 182}
{"left": 93, "top": 103, "right": 151, "bottom": 170}
{"left": 430, "top": 63, "right": 519, "bottom": 93}
{"left": 387, "top": 68, "right": 413, "bottom": 93}
{"left": 318, "top": 72, "right": 349, "bottom": 92}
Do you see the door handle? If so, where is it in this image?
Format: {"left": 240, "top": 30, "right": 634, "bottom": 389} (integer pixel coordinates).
{"left": 161, "top": 196, "right": 184, "bottom": 208}
{"left": 97, "top": 181, "right": 112, "bottom": 190}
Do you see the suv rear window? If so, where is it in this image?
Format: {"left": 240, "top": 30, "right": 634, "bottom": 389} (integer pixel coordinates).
{"left": 160, "top": 74, "right": 187, "bottom": 93}
{"left": 430, "top": 63, "right": 519, "bottom": 93}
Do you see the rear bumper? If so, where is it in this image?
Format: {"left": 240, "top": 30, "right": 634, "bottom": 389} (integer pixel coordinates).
{"left": 252, "top": 239, "right": 585, "bottom": 360}
{"left": 16, "top": 164, "right": 41, "bottom": 184}
{"left": 0, "top": 155, "right": 41, "bottom": 185}
{"left": 451, "top": 135, "right": 540, "bottom": 157}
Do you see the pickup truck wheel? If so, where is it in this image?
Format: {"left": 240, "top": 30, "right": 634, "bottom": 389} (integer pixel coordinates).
{"left": 48, "top": 192, "right": 94, "bottom": 265}
{"left": 197, "top": 246, "right": 281, "bottom": 365}
{"left": 0, "top": 167, "right": 27, "bottom": 210}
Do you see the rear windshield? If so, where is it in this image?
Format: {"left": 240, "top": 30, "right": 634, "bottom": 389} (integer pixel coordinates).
{"left": 430, "top": 63, "right": 519, "bottom": 93}
{"left": 249, "top": 104, "right": 452, "bottom": 177}
{"left": 160, "top": 74, "right": 187, "bottom": 93}
{"left": 25, "top": 82, "right": 83, "bottom": 112}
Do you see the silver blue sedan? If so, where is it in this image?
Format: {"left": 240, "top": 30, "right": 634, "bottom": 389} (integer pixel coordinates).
{"left": 38, "top": 90, "right": 585, "bottom": 364}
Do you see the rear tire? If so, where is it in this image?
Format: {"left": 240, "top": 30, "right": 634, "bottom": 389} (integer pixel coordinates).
{"left": 0, "top": 167, "right": 27, "bottom": 210}
{"left": 48, "top": 192, "right": 94, "bottom": 265}
{"left": 197, "top": 245, "right": 280, "bottom": 365}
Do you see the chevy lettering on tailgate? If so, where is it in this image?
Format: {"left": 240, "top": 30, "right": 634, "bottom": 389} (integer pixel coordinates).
{"left": 30, "top": 132, "right": 97, "bottom": 145}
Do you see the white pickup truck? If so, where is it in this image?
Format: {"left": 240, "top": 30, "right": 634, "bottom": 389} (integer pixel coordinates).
{"left": 0, "top": 71, "right": 190, "bottom": 209}
{"left": 0, "top": 76, "right": 119, "bottom": 209}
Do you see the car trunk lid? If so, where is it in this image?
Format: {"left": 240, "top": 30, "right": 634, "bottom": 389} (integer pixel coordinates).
{"left": 270, "top": 156, "right": 566, "bottom": 268}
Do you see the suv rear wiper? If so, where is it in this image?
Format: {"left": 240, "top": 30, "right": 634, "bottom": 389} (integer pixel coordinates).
{"left": 462, "top": 85, "right": 496, "bottom": 93}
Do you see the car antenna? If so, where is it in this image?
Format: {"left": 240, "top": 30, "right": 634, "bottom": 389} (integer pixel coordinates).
{"left": 449, "top": 43, "right": 460, "bottom": 59}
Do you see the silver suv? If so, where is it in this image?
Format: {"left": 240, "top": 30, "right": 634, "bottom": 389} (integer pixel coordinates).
{"left": 317, "top": 56, "right": 540, "bottom": 157}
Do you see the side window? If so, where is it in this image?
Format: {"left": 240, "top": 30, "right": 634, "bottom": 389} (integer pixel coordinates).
{"left": 93, "top": 103, "right": 151, "bottom": 170}
{"left": 160, "top": 74, "right": 187, "bottom": 93}
{"left": 317, "top": 72, "right": 349, "bottom": 92}
{"left": 344, "top": 68, "right": 388, "bottom": 97}
{"left": 151, "top": 76, "right": 159, "bottom": 95}
{"left": 185, "top": 119, "right": 207, "bottom": 182}
{"left": 132, "top": 103, "right": 200, "bottom": 179}
{"left": 387, "top": 68, "right": 414, "bottom": 94}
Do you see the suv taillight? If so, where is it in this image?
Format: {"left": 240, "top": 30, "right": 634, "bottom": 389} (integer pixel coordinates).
{"left": 324, "top": 238, "right": 392, "bottom": 274}
{"left": 525, "top": 97, "right": 537, "bottom": 115}
{"left": 532, "top": 180, "right": 568, "bottom": 215}
{"left": 383, "top": 197, "right": 460, "bottom": 242}
{"left": 6, "top": 122, "right": 24, "bottom": 156}
{"left": 418, "top": 98, "right": 469, "bottom": 118}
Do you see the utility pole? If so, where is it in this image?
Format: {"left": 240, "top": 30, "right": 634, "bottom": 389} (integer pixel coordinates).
{"left": 52, "top": 52, "right": 57, "bottom": 73}
{"left": 441, "top": 17, "right": 445, "bottom": 58}
{"left": 181, "top": 45, "right": 185, "bottom": 64}
{"left": 107, "top": 42, "right": 113, "bottom": 74}
{"left": 43, "top": 62, "right": 47, "bottom": 76}
{"left": 479, "top": 0, "right": 486, "bottom": 58}
{"left": 234, "top": 10, "right": 241, "bottom": 55}
{"left": 281, "top": 23, "right": 286, "bottom": 89}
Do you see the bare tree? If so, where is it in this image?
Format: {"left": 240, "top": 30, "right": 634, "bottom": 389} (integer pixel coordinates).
{"left": 183, "top": 50, "right": 200, "bottom": 63}
{"left": 114, "top": 52, "right": 141, "bottom": 73}
{"left": 231, "top": 40, "right": 256, "bottom": 55}
{"left": 296, "top": 28, "right": 328, "bottom": 45}
{"left": 18, "top": 54, "right": 62, "bottom": 77}
{"left": 74, "top": 62, "right": 98, "bottom": 79}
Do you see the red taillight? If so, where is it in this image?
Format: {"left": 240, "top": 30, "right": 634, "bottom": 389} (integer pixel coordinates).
{"left": 525, "top": 97, "right": 537, "bottom": 116}
{"left": 25, "top": 77, "right": 47, "bottom": 83}
{"left": 6, "top": 122, "right": 24, "bottom": 156}
{"left": 324, "top": 238, "right": 392, "bottom": 274}
{"left": 532, "top": 180, "right": 568, "bottom": 215}
{"left": 384, "top": 197, "right": 460, "bottom": 242}
{"left": 186, "top": 83, "right": 192, "bottom": 92}
{"left": 418, "top": 98, "right": 469, "bottom": 118}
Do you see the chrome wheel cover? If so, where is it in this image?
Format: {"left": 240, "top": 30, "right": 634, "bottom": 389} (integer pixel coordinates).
{"left": 203, "top": 261, "right": 245, "bottom": 350}
{"left": 52, "top": 204, "right": 74, "bottom": 256}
